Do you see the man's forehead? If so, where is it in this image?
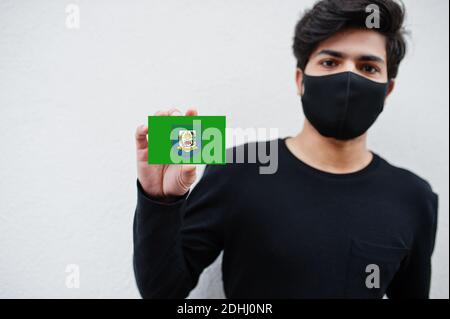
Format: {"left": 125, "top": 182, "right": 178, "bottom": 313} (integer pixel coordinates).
{"left": 312, "top": 29, "right": 388, "bottom": 61}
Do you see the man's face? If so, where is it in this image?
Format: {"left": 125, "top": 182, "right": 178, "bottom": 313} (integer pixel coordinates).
{"left": 298, "top": 28, "right": 394, "bottom": 95}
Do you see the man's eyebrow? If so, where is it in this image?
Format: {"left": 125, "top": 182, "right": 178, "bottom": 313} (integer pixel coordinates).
{"left": 358, "top": 55, "right": 385, "bottom": 63}
{"left": 315, "top": 50, "right": 385, "bottom": 63}
{"left": 316, "top": 49, "right": 345, "bottom": 58}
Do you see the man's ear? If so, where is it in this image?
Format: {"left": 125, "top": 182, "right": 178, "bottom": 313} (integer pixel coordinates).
{"left": 386, "top": 79, "right": 396, "bottom": 99}
{"left": 296, "top": 68, "right": 305, "bottom": 96}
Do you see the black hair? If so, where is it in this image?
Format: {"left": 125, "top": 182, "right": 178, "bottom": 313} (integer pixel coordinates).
{"left": 293, "top": 0, "right": 407, "bottom": 79}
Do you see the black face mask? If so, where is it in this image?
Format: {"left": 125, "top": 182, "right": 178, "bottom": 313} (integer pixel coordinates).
{"left": 301, "top": 72, "right": 389, "bottom": 140}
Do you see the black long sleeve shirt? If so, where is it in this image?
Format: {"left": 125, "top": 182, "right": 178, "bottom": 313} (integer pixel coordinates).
{"left": 133, "top": 138, "right": 438, "bottom": 299}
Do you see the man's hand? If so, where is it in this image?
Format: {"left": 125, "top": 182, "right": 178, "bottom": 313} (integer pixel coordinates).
{"left": 135, "top": 108, "right": 198, "bottom": 201}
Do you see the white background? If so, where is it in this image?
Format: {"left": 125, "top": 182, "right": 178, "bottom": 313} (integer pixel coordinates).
{"left": 0, "top": 0, "right": 448, "bottom": 299}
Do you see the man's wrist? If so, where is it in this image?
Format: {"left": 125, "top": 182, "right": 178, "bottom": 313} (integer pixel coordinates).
{"left": 137, "top": 180, "right": 189, "bottom": 204}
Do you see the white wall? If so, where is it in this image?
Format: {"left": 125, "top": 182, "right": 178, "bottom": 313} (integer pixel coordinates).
{"left": 0, "top": 0, "right": 448, "bottom": 299}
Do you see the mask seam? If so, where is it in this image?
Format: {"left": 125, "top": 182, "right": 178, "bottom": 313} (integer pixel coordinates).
{"left": 338, "top": 72, "right": 351, "bottom": 139}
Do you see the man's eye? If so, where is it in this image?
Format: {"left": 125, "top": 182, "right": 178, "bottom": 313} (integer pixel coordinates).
{"left": 321, "top": 60, "right": 337, "bottom": 68}
{"left": 362, "top": 64, "right": 379, "bottom": 74}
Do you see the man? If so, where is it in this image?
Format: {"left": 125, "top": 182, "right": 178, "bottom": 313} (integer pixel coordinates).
{"left": 133, "top": 0, "right": 438, "bottom": 299}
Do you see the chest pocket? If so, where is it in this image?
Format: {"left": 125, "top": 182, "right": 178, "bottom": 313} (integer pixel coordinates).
{"left": 344, "top": 238, "right": 409, "bottom": 299}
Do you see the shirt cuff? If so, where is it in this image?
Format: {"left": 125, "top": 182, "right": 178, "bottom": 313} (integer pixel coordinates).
{"left": 137, "top": 179, "right": 189, "bottom": 206}
{"left": 135, "top": 180, "right": 190, "bottom": 234}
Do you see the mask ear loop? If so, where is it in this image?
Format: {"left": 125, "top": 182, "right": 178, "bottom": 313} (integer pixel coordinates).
{"left": 299, "top": 74, "right": 306, "bottom": 97}
{"left": 297, "top": 66, "right": 305, "bottom": 96}
{"left": 380, "top": 79, "right": 392, "bottom": 112}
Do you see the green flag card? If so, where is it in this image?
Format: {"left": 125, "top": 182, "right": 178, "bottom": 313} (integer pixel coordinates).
{"left": 148, "top": 116, "right": 226, "bottom": 164}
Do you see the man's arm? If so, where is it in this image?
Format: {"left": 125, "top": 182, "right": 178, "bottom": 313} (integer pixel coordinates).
{"left": 386, "top": 192, "right": 439, "bottom": 299}
{"left": 133, "top": 164, "right": 229, "bottom": 298}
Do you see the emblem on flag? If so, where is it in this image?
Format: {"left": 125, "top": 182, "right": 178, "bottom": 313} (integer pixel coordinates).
{"left": 177, "top": 130, "right": 198, "bottom": 152}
